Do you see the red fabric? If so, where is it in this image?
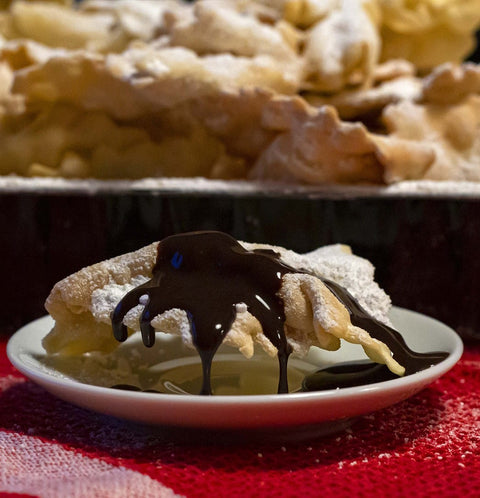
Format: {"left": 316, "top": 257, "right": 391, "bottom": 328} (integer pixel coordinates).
{"left": 1, "top": 337, "right": 480, "bottom": 498}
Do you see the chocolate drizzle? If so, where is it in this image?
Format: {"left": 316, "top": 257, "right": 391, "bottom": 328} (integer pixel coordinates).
{"left": 111, "top": 231, "right": 448, "bottom": 395}
{"left": 322, "top": 280, "right": 448, "bottom": 376}
{"left": 301, "top": 361, "right": 398, "bottom": 391}
{"left": 112, "top": 231, "right": 293, "bottom": 394}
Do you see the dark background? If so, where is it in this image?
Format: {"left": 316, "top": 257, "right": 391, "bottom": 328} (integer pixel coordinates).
{"left": 2, "top": 191, "right": 480, "bottom": 342}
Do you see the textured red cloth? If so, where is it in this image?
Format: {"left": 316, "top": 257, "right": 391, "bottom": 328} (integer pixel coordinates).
{"left": 1, "top": 336, "right": 480, "bottom": 498}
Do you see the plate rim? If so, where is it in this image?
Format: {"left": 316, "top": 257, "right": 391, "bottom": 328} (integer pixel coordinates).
{"left": 6, "top": 308, "right": 464, "bottom": 427}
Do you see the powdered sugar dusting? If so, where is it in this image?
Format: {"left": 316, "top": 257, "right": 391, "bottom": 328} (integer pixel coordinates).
{"left": 91, "top": 241, "right": 390, "bottom": 331}
{"left": 243, "top": 242, "right": 391, "bottom": 324}
{"left": 91, "top": 275, "right": 149, "bottom": 322}
{"left": 85, "top": 241, "right": 391, "bottom": 333}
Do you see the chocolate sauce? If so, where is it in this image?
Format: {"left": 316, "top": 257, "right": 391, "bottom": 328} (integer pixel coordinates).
{"left": 111, "top": 231, "right": 448, "bottom": 395}
{"left": 112, "top": 231, "right": 293, "bottom": 394}
{"left": 111, "top": 384, "right": 161, "bottom": 393}
{"left": 322, "top": 279, "right": 448, "bottom": 376}
{"left": 302, "top": 361, "right": 398, "bottom": 391}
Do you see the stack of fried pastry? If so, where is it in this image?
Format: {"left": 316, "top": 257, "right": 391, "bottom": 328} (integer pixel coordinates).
{"left": 1, "top": 0, "right": 480, "bottom": 184}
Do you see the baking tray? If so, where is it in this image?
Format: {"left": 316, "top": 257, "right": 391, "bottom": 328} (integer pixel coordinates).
{"left": 1, "top": 177, "right": 479, "bottom": 340}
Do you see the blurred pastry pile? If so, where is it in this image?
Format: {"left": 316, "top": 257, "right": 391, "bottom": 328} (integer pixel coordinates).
{"left": 1, "top": 0, "right": 479, "bottom": 184}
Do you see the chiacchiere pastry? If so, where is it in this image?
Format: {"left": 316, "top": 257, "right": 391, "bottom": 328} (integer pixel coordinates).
{"left": 43, "top": 231, "right": 447, "bottom": 394}
{"left": 1, "top": 0, "right": 480, "bottom": 184}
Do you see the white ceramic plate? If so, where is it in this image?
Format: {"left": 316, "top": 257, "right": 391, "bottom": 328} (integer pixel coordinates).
{"left": 7, "top": 308, "right": 462, "bottom": 434}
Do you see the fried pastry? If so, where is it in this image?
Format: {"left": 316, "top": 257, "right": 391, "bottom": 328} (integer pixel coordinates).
{"left": 249, "top": 97, "right": 384, "bottom": 184}
{"left": 421, "top": 63, "right": 480, "bottom": 105}
{"left": 300, "top": 0, "right": 380, "bottom": 92}
{"left": 304, "top": 75, "right": 422, "bottom": 120}
{"left": 378, "top": 95, "right": 480, "bottom": 182}
{"left": 44, "top": 235, "right": 389, "bottom": 357}
{"left": 43, "top": 232, "right": 449, "bottom": 394}
{"left": 1, "top": 0, "right": 480, "bottom": 184}
{"left": 379, "top": 0, "right": 480, "bottom": 71}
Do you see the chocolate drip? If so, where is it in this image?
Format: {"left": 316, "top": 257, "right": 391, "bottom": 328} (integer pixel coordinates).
{"left": 111, "top": 231, "right": 448, "bottom": 395}
{"left": 112, "top": 231, "right": 292, "bottom": 395}
{"left": 111, "top": 384, "right": 162, "bottom": 393}
{"left": 322, "top": 280, "right": 448, "bottom": 376}
{"left": 302, "top": 361, "right": 398, "bottom": 391}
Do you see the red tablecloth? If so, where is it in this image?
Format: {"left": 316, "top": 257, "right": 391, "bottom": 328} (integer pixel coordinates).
{"left": 1, "top": 336, "right": 480, "bottom": 498}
